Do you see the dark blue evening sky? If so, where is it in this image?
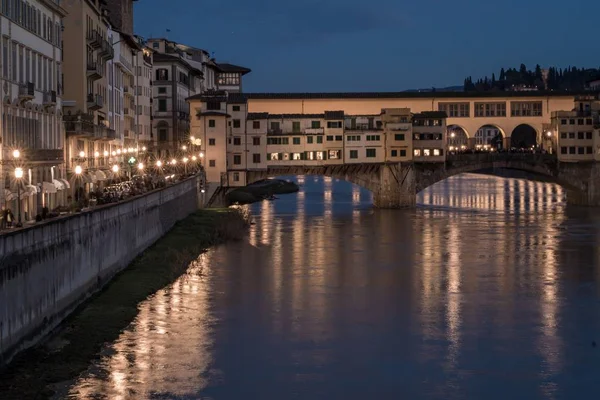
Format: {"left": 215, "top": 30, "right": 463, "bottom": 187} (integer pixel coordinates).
{"left": 134, "top": 0, "right": 600, "bottom": 93}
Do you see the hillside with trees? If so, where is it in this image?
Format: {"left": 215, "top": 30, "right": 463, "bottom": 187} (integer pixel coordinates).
{"left": 463, "top": 65, "right": 600, "bottom": 92}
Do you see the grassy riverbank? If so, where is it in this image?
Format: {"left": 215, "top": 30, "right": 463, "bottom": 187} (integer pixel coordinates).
{"left": 0, "top": 208, "right": 249, "bottom": 400}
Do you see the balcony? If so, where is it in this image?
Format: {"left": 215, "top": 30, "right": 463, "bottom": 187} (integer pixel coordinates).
{"left": 18, "top": 82, "right": 34, "bottom": 101}
{"left": 304, "top": 127, "right": 324, "bottom": 134}
{"left": 87, "top": 30, "right": 102, "bottom": 49}
{"left": 87, "top": 93, "right": 104, "bottom": 111}
{"left": 124, "top": 108, "right": 131, "bottom": 116}
{"left": 64, "top": 115, "right": 116, "bottom": 141}
{"left": 43, "top": 90, "right": 57, "bottom": 106}
{"left": 345, "top": 125, "right": 382, "bottom": 132}
{"left": 98, "top": 38, "right": 114, "bottom": 61}
{"left": 86, "top": 61, "right": 103, "bottom": 80}
{"left": 268, "top": 128, "right": 283, "bottom": 135}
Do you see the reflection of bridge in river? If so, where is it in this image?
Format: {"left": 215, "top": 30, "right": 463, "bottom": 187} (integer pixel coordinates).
{"left": 245, "top": 153, "right": 600, "bottom": 208}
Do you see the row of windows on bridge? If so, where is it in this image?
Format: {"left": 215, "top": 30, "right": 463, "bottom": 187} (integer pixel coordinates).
{"left": 224, "top": 133, "right": 445, "bottom": 146}
{"left": 560, "top": 132, "right": 596, "bottom": 140}
{"left": 256, "top": 148, "right": 445, "bottom": 162}
{"left": 438, "top": 102, "right": 542, "bottom": 117}
{"left": 560, "top": 146, "right": 596, "bottom": 155}
{"left": 560, "top": 118, "right": 594, "bottom": 126}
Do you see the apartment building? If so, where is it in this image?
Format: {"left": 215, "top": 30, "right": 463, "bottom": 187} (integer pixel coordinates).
{"left": 343, "top": 113, "right": 384, "bottom": 163}
{"left": 412, "top": 111, "right": 447, "bottom": 162}
{"left": 0, "top": 0, "right": 68, "bottom": 221}
{"left": 134, "top": 39, "right": 153, "bottom": 148}
{"left": 108, "top": 28, "right": 140, "bottom": 149}
{"left": 382, "top": 108, "right": 412, "bottom": 161}
{"left": 62, "top": 0, "right": 116, "bottom": 193}
{"left": 551, "top": 96, "right": 600, "bottom": 162}
{"left": 148, "top": 41, "right": 202, "bottom": 157}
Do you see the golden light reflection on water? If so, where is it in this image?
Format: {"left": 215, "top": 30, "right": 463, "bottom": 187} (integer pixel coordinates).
{"left": 66, "top": 173, "right": 600, "bottom": 399}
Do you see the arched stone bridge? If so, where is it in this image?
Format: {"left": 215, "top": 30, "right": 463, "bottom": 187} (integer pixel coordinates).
{"left": 246, "top": 154, "right": 600, "bottom": 208}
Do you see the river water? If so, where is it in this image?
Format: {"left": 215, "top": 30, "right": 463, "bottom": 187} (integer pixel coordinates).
{"left": 64, "top": 173, "right": 600, "bottom": 400}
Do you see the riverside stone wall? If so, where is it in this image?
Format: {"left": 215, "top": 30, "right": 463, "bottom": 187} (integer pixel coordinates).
{"left": 0, "top": 176, "right": 200, "bottom": 366}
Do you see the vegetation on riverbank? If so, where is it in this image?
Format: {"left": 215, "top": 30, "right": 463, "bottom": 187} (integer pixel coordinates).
{"left": 0, "top": 208, "right": 250, "bottom": 400}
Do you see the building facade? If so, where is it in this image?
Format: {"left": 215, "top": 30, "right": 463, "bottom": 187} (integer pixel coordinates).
{"left": 188, "top": 93, "right": 450, "bottom": 187}
{"left": 551, "top": 96, "right": 600, "bottom": 162}
{"left": 0, "top": 0, "right": 68, "bottom": 221}
{"left": 134, "top": 38, "right": 153, "bottom": 148}
{"left": 62, "top": 0, "right": 116, "bottom": 197}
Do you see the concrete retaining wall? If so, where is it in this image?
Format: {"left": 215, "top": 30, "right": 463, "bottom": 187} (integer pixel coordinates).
{"left": 0, "top": 176, "right": 200, "bottom": 366}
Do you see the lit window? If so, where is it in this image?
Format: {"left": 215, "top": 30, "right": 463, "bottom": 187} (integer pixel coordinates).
{"left": 307, "top": 151, "right": 314, "bottom": 160}
{"left": 316, "top": 151, "right": 324, "bottom": 160}
{"left": 424, "top": 149, "right": 431, "bottom": 156}
{"left": 433, "top": 149, "right": 440, "bottom": 156}
{"left": 271, "top": 153, "right": 279, "bottom": 160}
{"left": 328, "top": 150, "right": 339, "bottom": 159}
{"left": 283, "top": 153, "right": 290, "bottom": 160}
{"left": 414, "top": 149, "right": 421, "bottom": 156}
{"left": 293, "top": 153, "right": 301, "bottom": 160}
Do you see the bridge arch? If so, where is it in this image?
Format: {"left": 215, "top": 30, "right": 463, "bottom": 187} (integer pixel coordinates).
{"left": 447, "top": 125, "right": 469, "bottom": 151}
{"left": 510, "top": 124, "right": 538, "bottom": 149}
{"left": 474, "top": 124, "right": 505, "bottom": 150}
{"left": 247, "top": 164, "right": 384, "bottom": 196}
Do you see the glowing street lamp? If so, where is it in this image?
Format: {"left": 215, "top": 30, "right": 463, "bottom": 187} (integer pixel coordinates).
{"left": 182, "top": 145, "right": 187, "bottom": 151}
{"left": 74, "top": 165, "right": 83, "bottom": 175}
{"left": 171, "top": 159, "right": 177, "bottom": 165}
{"left": 192, "top": 156, "right": 197, "bottom": 161}
{"left": 14, "top": 167, "right": 23, "bottom": 227}
{"left": 156, "top": 160, "right": 163, "bottom": 168}
{"left": 199, "top": 152, "right": 204, "bottom": 158}
{"left": 104, "top": 151, "right": 109, "bottom": 157}
{"left": 94, "top": 151, "right": 100, "bottom": 158}
{"left": 137, "top": 162, "right": 144, "bottom": 172}
{"left": 12, "top": 149, "right": 20, "bottom": 159}
{"left": 112, "top": 164, "right": 120, "bottom": 173}
{"left": 79, "top": 151, "right": 85, "bottom": 158}
{"left": 182, "top": 157, "right": 189, "bottom": 174}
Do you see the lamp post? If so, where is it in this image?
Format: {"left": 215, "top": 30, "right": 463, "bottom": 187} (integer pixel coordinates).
{"left": 182, "top": 157, "right": 189, "bottom": 174}
{"left": 14, "top": 167, "right": 23, "bottom": 227}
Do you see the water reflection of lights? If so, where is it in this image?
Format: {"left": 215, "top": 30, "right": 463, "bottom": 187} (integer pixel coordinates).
{"left": 69, "top": 252, "right": 216, "bottom": 398}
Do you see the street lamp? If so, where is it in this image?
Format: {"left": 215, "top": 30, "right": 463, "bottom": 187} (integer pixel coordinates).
{"left": 112, "top": 164, "right": 120, "bottom": 173}
{"left": 156, "top": 160, "right": 163, "bottom": 168}
{"left": 182, "top": 145, "right": 187, "bottom": 151}
{"left": 74, "top": 165, "right": 83, "bottom": 175}
{"left": 138, "top": 162, "right": 144, "bottom": 173}
{"left": 14, "top": 167, "right": 23, "bottom": 227}
{"left": 171, "top": 158, "right": 177, "bottom": 165}
{"left": 104, "top": 151, "right": 109, "bottom": 157}
{"left": 12, "top": 149, "right": 20, "bottom": 159}
{"left": 183, "top": 157, "right": 188, "bottom": 174}
{"left": 79, "top": 151, "right": 85, "bottom": 158}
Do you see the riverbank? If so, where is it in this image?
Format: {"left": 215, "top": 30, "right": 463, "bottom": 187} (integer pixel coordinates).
{"left": 0, "top": 208, "right": 249, "bottom": 400}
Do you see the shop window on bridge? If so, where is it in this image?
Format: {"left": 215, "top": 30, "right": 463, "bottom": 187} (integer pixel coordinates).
{"left": 433, "top": 149, "right": 442, "bottom": 156}
{"left": 414, "top": 149, "right": 421, "bottom": 156}
{"left": 293, "top": 153, "right": 302, "bottom": 160}
{"left": 316, "top": 151, "right": 324, "bottom": 160}
{"left": 474, "top": 102, "right": 506, "bottom": 117}
{"left": 283, "top": 153, "right": 290, "bottom": 161}
{"left": 438, "top": 102, "right": 470, "bottom": 117}
{"left": 423, "top": 149, "right": 431, "bottom": 156}
{"left": 366, "top": 148, "right": 376, "bottom": 158}
{"left": 328, "top": 150, "right": 341, "bottom": 159}
{"left": 510, "top": 101, "right": 542, "bottom": 117}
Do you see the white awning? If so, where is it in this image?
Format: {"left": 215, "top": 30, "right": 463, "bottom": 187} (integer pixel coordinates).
{"left": 4, "top": 189, "right": 17, "bottom": 201}
{"left": 25, "top": 184, "right": 40, "bottom": 195}
{"left": 42, "top": 181, "right": 58, "bottom": 194}
{"left": 95, "top": 170, "right": 107, "bottom": 181}
{"left": 58, "top": 178, "right": 71, "bottom": 189}
{"left": 52, "top": 179, "right": 65, "bottom": 190}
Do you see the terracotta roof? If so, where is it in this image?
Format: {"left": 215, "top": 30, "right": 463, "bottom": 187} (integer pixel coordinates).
{"left": 196, "top": 111, "right": 230, "bottom": 117}
{"left": 216, "top": 63, "right": 252, "bottom": 75}
{"left": 153, "top": 53, "right": 203, "bottom": 77}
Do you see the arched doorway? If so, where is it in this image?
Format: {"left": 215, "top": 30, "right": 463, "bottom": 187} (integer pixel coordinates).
{"left": 475, "top": 125, "right": 504, "bottom": 150}
{"left": 510, "top": 124, "right": 537, "bottom": 149}
{"left": 447, "top": 125, "right": 469, "bottom": 152}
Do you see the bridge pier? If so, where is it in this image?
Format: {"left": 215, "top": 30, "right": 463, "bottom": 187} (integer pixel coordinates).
{"left": 372, "top": 164, "right": 416, "bottom": 208}
{"left": 564, "top": 163, "right": 600, "bottom": 207}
